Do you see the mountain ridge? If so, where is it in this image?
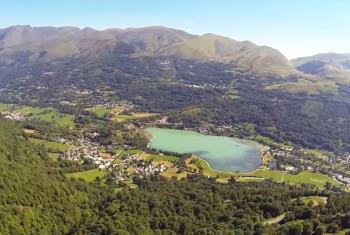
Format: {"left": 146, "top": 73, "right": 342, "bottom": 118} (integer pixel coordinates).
{"left": 291, "top": 52, "right": 350, "bottom": 82}
{"left": 0, "top": 25, "right": 293, "bottom": 75}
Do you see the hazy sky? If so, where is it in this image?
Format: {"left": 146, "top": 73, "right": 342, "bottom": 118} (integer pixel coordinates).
{"left": 1, "top": 0, "right": 349, "bottom": 58}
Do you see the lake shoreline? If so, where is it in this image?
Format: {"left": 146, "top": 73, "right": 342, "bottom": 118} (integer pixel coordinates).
{"left": 191, "top": 155, "right": 263, "bottom": 175}
{"left": 146, "top": 127, "right": 264, "bottom": 173}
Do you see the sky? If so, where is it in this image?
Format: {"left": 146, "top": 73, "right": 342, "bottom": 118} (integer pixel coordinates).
{"left": 1, "top": 0, "right": 349, "bottom": 59}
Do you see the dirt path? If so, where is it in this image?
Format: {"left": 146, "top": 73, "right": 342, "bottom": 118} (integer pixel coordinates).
{"left": 263, "top": 213, "right": 286, "bottom": 225}
{"left": 281, "top": 172, "right": 286, "bottom": 182}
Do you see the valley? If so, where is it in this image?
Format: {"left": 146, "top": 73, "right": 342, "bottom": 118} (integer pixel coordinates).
{"left": 1, "top": 24, "right": 350, "bottom": 234}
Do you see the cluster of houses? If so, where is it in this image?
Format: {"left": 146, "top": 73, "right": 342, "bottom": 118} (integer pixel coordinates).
{"left": 57, "top": 134, "right": 168, "bottom": 183}
{"left": 59, "top": 136, "right": 117, "bottom": 170}
{"left": 183, "top": 83, "right": 226, "bottom": 90}
{"left": 1, "top": 111, "right": 31, "bottom": 121}
{"left": 334, "top": 174, "right": 350, "bottom": 184}
{"left": 266, "top": 144, "right": 350, "bottom": 187}
{"left": 133, "top": 161, "right": 167, "bottom": 175}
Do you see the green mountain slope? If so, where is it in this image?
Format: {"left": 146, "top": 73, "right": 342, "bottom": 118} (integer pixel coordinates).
{"left": 0, "top": 120, "right": 100, "bottom": 234}
{"left": 158, "top": 33, "right": 292, "bottom": 75}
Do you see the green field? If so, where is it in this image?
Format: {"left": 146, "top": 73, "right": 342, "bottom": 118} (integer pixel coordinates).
{"left": 251, "top": 169, "right": 285, "bottom": 182}
{"left": 193, "top": 157, "right": 234, "bottom": 178}
{"left": 126, "top": 149, "right": 144, "bottom": 155}
{"left": 86, "top": 106, "right": 111, "bottom": 118}
{"left": 65, "top": 169, "right": 107, "bottom": 183}
{"left": 301, "top": 196, "right": 327, "bottom": 206}
{"left": 254, "top": 135, "right": 287, "bottom": 148}
{"left": 85, "top": 106, "right": 158, "bottom": 122}
{"left": 29, "top": 138, "right": 69, "bottom": 153}
{"left": 115, "top": 112, "right": 158, "bottom": 122}
{"left": 305, "top": 149, "right": 329, "bottom": 160}
{"left": 47, "top": 152, "right": 60, "bottom": 162}
{"left": 0, "top": 103, "right": 75, "bottom": 128}
{"left": 283, "top": 171, "right": 339, "bottom": 189}
{"left": 189, "top": 156, "right": 339, "bottom": 189}
{"left": 265, "top": 79, "right": 338, "bottom": 95}
{"left": 251, "top": 169, "right": 339, "bottom": 189}
{"left": 36, "top": 112, "right": 75, "bottom": 128}
{"left": 16, "top": 106, "right": 45, "bottom": 115}
{"left": 144, "top": 154, "right": 180, "bottom": 163}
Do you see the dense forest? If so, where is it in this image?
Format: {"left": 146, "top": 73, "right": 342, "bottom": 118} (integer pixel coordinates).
{"left": 0, "top": 120, "right": 105, "bottom": 234}
{"left": 1, "top": 119, "right": 350, "bottom": 234}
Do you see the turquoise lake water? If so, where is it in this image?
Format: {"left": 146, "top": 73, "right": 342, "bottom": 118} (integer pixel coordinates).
{"left": 147, "top": 128, "right": 263, "bottom": 172}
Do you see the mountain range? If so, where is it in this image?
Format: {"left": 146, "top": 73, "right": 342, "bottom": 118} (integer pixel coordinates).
{"left": 0, "top": 25, "right": 293, "bottom": 75}
{"left": 292, "top": 53, "right": 350, "bottom": 83}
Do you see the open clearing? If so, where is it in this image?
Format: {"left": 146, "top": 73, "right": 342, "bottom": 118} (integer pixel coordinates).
{"left": 265, "top": 79, "right": 338, "bottom": 95}
{"left": 115, "top": 112, "right": 158, "bottom": 122}
{"left": 86, "top": 106, "right": 111, "bottom": 118}
{"left": 0, "top": 103, "right": 75, "bottom": 128}
{"left": 140, "top": 153, "right": 180, "bottom": 163}
{"left": 283, "top": 171, "right": 339, "bottom": 189}
{"left": 29, "top": 138, "right": 69, "bottom": 153}
{"left": 47, "top": 152, "right": 60, "bottom": 162}
{"left": 36, "top": 111, "right": 75, "bottom": 128}
{"left": 301, "top": 196, "right": 327, "bottom": 206}
{"left": 65, "top": 169, "right": 107, "bottom": 183}
{"left": 161, "top": 167, "right": 188, "bottom": 180}
{"left": 85, "top": 106, "right": 159, "bottom": 122}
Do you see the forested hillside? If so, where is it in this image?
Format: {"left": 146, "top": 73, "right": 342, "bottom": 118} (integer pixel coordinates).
{"left": 0, "top": 120, "right": 104, "bottom": 234}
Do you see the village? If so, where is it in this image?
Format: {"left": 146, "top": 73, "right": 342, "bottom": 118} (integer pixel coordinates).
{"left": 0, "top": 111, "right": 31, "bottom": 121}
{"left": 56, "top": 133, "right": 167, "bottom": 184}
{"left": 267, "top": 146, "right": 350, "bottom": 186}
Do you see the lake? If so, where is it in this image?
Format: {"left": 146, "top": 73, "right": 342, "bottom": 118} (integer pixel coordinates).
{"left": 147, "top": 128, "right": 263, "bottom": 172}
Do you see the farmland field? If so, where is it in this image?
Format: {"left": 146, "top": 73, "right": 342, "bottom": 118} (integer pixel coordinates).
{"left": 29, "top": 138, "right": 69, "bottom": 153}
{"left": 86, "top": 106, "right": 111, "bottom": 118}
{"left": 283, "top": 171, "right": 339, "bottom": 188}
{"left": 36, "top": 112, "right": 75, "bottom": 128}
{"left": 0, "top": 103, "right": 75, "bottom": 128}
{"left": 114, "top": 112, "right": 158, "bottom": 122}
{"left": 141, "top": 153, "right": 179, "bottom": 163}
{"left": 65, "top": 169, "right": 107, "bottom": 182}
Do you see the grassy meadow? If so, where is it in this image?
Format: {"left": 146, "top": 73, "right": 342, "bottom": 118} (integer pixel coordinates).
{"left": 65, "top": 169, "right": 107, "bottom": 183}
{"left": 29, "top": 138, "right": 69, "bottom": 153}
{"left": 0, "top": 103, "right": 75, "bottom": 128}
